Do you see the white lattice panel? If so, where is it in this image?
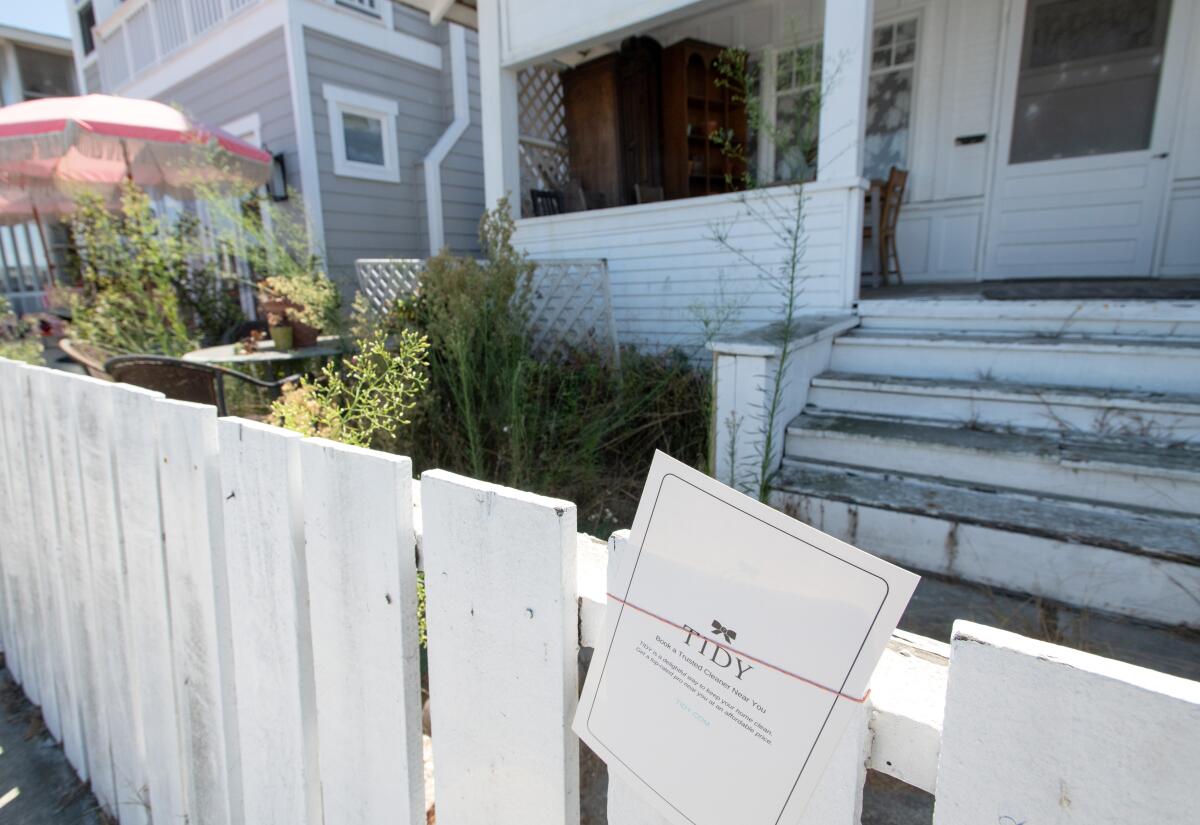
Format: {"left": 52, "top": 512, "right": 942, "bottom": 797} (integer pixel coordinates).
{"left": 354, "top": 258, "right": 620, "bottom": 365}
{"left": 355, "top": 259, "right": 424, "bottom": 315}
{"left": 518, "top": 65, "right": 570, "bottom": 215}
{"left": 527, "top": 260, "right": 620, "bottom": 365}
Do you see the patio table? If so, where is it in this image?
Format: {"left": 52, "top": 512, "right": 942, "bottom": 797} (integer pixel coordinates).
{"left": 182, "top": 334, "right": 346, "bottom": 366}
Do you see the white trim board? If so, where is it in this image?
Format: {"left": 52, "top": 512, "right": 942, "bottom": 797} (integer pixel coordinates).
{"left": 294, "top": 0, "right": 442, "bottom": 70}
{"left": 322, "top": 84, "right": 402, "bottom": 183}
{"left": 423, "top": 23, "right": 471, "bottom": 253}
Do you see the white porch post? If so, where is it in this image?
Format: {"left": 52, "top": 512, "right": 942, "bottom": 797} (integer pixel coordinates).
{"left": 818, "top": 0, "right": 874, "bottom": 306}
{"left": 477, "top": 0, "right": 522, "bottom": 217}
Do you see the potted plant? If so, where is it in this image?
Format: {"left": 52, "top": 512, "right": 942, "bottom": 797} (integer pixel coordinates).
{"left": 259, "top": 270, "right": 339, "bottom": 348}
{"left": 265, "top": 310, "right": 294, "bottom": 351}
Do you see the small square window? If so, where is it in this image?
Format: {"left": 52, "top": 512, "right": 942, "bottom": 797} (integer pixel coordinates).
{"left": 343, "top": 113, "right": 385, "bottom": 165}
{"left": 323, "top": 84, "right": 400, "bottom": 183}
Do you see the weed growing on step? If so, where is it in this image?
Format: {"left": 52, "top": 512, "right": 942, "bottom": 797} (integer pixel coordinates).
{"left": 704, "top": 44, "right": 842, "bottom": 501}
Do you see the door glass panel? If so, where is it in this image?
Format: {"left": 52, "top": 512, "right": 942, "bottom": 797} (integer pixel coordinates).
{"left": 1010, "top": 0, "right": 1170, "bottom": 163}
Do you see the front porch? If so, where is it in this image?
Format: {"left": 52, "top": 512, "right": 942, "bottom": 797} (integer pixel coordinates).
{"left": 477, "top": 0, "right": 1200, "bottom": 352}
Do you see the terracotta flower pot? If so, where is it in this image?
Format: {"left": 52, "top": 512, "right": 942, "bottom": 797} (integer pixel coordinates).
{"left": 292, "top": 320, "right": 321, "bottom": 348}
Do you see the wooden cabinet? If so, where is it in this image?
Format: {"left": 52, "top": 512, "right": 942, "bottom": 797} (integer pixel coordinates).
{"left": 561, "top": 37, "right": 663, "bottom": 209}
{"left": 661, "top": 39, "right": 748, "bottom": 200}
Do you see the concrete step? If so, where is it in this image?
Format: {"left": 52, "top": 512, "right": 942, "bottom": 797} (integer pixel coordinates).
{"left": 784, "top": 413, "right": 1200, "bottom": 513}
{"left": 772, "top": 459, "right": 1200, "bottom": 627}
{"left": 807, "top": 372, "right": 1200, "bottom": 442}
{"left": 855, "top": 298, "right": 1200, "bottom": 337}
{"left": 828, "top": 330, "right": 1200, "bottom": 394}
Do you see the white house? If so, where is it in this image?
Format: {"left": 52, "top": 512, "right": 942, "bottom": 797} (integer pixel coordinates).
{"left": 457, "top": 0, "right": 1200, "bottom": 350}
{"left": 64, "top": 0, "right": 488, "bottom": 293}
{"left": 461, "top": 0, "right": 1200, "bottom": 629}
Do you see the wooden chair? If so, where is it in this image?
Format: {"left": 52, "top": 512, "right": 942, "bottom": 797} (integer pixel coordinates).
{"left": 530, "top": 189, "right": 564, "bottom": 217}
{"left": 105, "top": 355, "right": 299, "bottom": 416}
{"left": 863, "top": 166, "right": 909, "bottom": 286}
{"left": 635, "top": 184, "right": 664, "bottom": 204}
{"left": 59, "top": 338, "right": 115, "bottom": 381}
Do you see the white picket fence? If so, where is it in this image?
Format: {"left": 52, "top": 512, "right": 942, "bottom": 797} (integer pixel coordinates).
{"left": 0, "top": 357, "right": 1197, "bottom": 825}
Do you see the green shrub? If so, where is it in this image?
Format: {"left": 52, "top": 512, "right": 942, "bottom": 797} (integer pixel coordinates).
{"left": 0, "top": 297, "right": 42, "bottom": 365}
{"left": 399, "top": 201, "right": 711, "bottom": 536}
{"left": 269, "top": 327, "right": 430, "bottom": 450}
{"left": 68, "top": 182, "right": 196, "bottom": 356}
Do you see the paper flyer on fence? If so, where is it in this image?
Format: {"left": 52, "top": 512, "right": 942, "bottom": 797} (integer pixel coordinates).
{"left": 574, "top": 452, "right": 919, "bottom": 825}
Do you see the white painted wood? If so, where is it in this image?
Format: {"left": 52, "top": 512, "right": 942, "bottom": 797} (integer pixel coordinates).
{"left": 112, "top": 384, "right": 189, "bottom": 825}
{"left": 41, "top": 370, "right": 115, "bottom": 802}
{"left": 156, "top": 399, "right": 238, "bottom": 825}
{"left": 15, "top": 368, "right": 64, "bottom": 743}
{"left": 856, "top": 298, "right": 1200, "bottom": 337}
{"left": 818, "top": 0, "right": 874, "bottom": 183}
{"left": 478, "top": 0, "right": 521, "bottom": 211}
{"left": 299, "top": 438, "right": 424, "bottom": 825}
{"left": 514, "top": 184, "right": 857, "bottom": 352}
{"left": 0, "top": 362, "right": 37, "bottom": 702}
{"left": 934, "top": 621, "right": 1200, "bottom": 824}
{"left": 73, "top": 377, "right": 151, "bottom": 824}
{"left": 983, "top": 0, "right": 1178, "bottom": 278}
{"left": 217, "top": 418, "right": 319, "bottom": 825}
{"left": 27, "top": 368, "right": 88, "bottom": 774}
{"left": 806, "top": 374, "right": 1200, "bottom": 441}
{"left": 829, "top": 332, "right": 1200, "bottom": 394}
{"left": 0, "top": 362, "right": 18, "bottom": 680}
{"left": 786, "top": 413, "right": 1199, "bottom": 513}
{"left": 424, "top": 23, "right": 471, "bottom": 254}
{"left": 422, "top": 470, "right": 580, "bottom": 825}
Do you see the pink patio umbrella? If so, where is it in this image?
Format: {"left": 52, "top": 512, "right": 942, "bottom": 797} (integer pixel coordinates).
{"left": 0, "top": 94, "right": 273, "bottom": 275}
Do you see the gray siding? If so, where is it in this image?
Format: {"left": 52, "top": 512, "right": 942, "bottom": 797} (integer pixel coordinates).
{"left": 307, "top": 16, "right": 485, "bottom": 294}
{"left": 84, "top": 61, "right": 101, "bottom": 94}
{"left": 440, "top": 26, "right": 486, "bottom": 253}
{"left": 159, "top": 30, "right": 299, "bottom": 195}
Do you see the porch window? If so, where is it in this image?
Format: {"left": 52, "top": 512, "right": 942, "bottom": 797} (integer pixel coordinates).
{"left": 763, "top": 17, "right": 918, "bottom": 183}
{"left": 1009, "top": 0, "right": 1170, "bottom": 163}
{"left": 865, "top": 19, "right": 917, "bottom": 180}
{"left": 322, "top": 84, "right": 400, "bottom": 183}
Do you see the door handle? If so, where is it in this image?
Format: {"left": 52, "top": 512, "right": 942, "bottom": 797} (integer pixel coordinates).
{"left": 1152, "top": 152, "right": 1169, "bottom": 159}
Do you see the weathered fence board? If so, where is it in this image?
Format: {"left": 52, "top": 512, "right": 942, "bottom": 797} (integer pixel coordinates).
{"left": 42, "top": 369, "right": 113, "bottom": 798}
{"left": 0, "top": 362, "right": 37, "bottom": 701}
{"left": 22, "top": 370, "right": 68, "bottom": 747}
{"left": 157, "top": 399, "right": 238, "bottom": 825}
{"left": 218, "top": 418, "right": 320, "bottom": 825}
{"left": 422, "top": 470, "right": 581, "bottom": 825}
{"left": 300, "top": 439, "right": 425, "bottom": 825}
{"left": 74, "top": 377, "right": 150, "bottom": 824}
{"left": 934, "top": 621, "right": 1200, "bottom": 824}
{"left": 113, "top": 385, "right": 189, "bottom": 825}
{"left": 29, "top": 368, "right": 87, "bottom": 775}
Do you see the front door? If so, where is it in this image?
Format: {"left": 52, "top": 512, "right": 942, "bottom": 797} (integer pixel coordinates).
{"left": 984, "top": 0, "right": 1175, "bottom": 278}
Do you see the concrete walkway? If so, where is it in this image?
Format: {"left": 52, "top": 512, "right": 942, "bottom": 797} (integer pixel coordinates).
{"left": 0, "top": 667, "right": 102, "bottom": 825}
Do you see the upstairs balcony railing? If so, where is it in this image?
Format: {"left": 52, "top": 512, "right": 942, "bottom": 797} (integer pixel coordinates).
{"left": 94, "top": 0, "right": 264, "bottom": 91}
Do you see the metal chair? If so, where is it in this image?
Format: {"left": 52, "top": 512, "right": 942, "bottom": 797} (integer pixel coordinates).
{"left": 59, "top": 338, "right": 115, "bottom": 381}
{"left": 530, "top": 188, "right": 564, "bottom": 217}
{"left": 104, "top": 355, "right": 299, "bottom": 416}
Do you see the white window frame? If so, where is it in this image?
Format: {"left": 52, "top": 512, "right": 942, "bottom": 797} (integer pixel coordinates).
{"left": 323, "top": 84, "right": 401, "bottom": 183}
{"left": 758, "top": 14, "right": 922, "bottom": 184}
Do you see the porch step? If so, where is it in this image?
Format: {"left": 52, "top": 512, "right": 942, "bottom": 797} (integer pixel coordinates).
{"left": 784, "top": 413, "right": 1200, "bottom": 514}
{"left": 772, "top": 459, "right": 1200, "bottom": 627}
{"left": 828, "top": 330, "right": 1200, "bottom": 394}
{"left": 855, "top": 298, "right": 1200, "bottom": 337}
{"left": 807, "top": 372, "right": 1200, "bottom": 442}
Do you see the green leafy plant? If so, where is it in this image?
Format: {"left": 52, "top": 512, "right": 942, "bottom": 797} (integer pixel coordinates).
{"left": 269, "top": 327, "right": 430, "bottom": 450}
{"left": 68, "top": 181, "right": 196, "bottom": 356}
{"left": 0, "top": 297, "right": 42, "bottom": 364}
